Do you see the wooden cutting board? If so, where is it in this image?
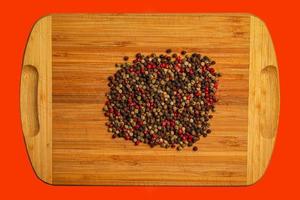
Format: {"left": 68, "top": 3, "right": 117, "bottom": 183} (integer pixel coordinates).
{"left": 20, "top": 14, "right": 279, "bottom": 186}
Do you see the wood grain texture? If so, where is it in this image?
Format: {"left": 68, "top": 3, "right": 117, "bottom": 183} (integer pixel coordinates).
{"left": 21, "top": 16, "right": 52, "bottom": 183}
{"left": 20, "top": 14, "right": 279, "bottom": 185}
{"left": 247, "top": 16, "right": 279, "bottom": 185}
{"left": 52, "top": 14, "right": 249, "bottom": 185}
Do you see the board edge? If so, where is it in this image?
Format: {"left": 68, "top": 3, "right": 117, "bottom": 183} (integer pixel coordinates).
{"left": 21, "top": 15, "right": 53, "bottom": 184}
{"left": 247, "top": 15, "right": 280, "bottom": 185}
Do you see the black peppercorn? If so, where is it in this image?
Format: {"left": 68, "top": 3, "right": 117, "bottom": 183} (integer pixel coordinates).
{"left": 181, "top": 50, "right": 187, "bottom": 55}
{"left": 136, "top": 53, "right": 142, "bottom": 58}
{"left": 166, "top": 49, "right": 172, "bottom": 54}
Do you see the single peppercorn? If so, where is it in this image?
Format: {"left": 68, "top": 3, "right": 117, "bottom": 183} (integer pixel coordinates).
{"left": 166, "top": 49, "right": 172, "bottom": 54}
{"left": 136, "top": 53, "right": 142, "bottom": 58}
{"left": 123, "top": 56, "right": 129, "bottom": 61}
{"left": 193, "top": 146, "right": 198, "bottom": 151}
{"left": 181, "top": 50, "right": 187, "bottom": 55}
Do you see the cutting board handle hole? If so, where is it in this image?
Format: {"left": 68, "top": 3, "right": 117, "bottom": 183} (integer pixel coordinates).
{"left": 21, "top": 65, "right": 40, "bottom": 137}
{"left": 259, "top": 65, "right": 279, "bottom": 139}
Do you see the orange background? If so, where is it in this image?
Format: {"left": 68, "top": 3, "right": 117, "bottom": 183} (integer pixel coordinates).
{"left": 0, "top": 0, "right": 299, "bottom": 199}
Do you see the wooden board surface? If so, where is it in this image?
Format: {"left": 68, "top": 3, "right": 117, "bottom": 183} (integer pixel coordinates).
{"left": 21, "top": 14, "right": 279, "bottom": 185}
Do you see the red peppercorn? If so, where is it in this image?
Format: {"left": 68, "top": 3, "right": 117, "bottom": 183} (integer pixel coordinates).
{"left": 214, "top": 83, "right": 218, "bottom": 89}
{"left": 176, "top": 56, "right": 182, "bottom": 62}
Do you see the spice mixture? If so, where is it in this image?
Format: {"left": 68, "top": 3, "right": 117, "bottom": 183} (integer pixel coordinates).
{"left": 103, "top": 50, "right": 221, "bottom": 151}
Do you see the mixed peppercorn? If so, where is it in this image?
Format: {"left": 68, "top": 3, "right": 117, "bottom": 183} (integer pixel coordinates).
{"left": 103, "top": 50, "right": 221, "bottom": 151}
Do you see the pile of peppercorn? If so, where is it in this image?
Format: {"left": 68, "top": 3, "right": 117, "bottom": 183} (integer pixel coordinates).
{"left": 103, "top": 49, "right": 221, "bottom": 151}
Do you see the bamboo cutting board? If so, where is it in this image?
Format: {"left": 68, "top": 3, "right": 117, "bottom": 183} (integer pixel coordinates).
{"left": 20, "top": 14, "right": 279, "bottom": 185}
